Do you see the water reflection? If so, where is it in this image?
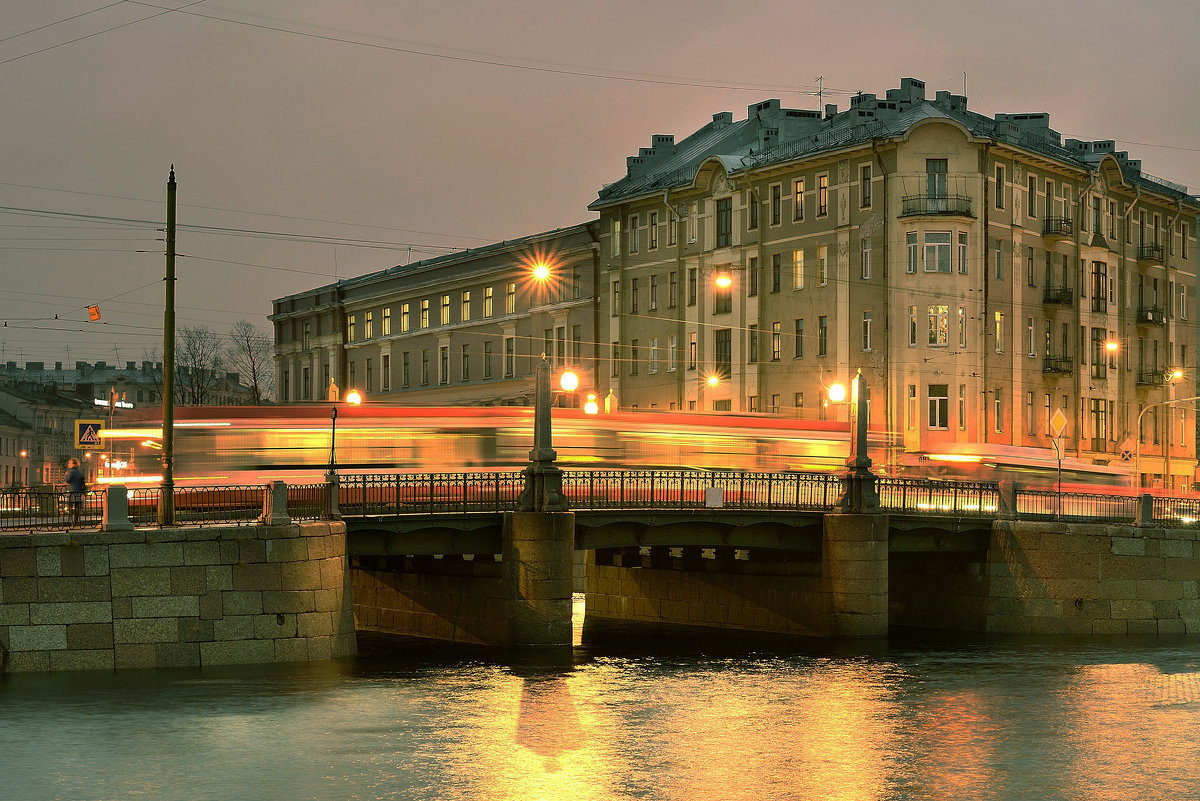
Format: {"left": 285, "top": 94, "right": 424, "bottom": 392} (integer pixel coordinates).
{"left": 1, "top": 632, "right": 1198, "bottom": 801}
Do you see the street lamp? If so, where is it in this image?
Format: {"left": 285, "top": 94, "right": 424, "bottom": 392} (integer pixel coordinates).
{"left": 325, "top": 389, "right": 362, "bottom": 518}
{"left": 1134, "top": 381, "right": 1199, "bottom": 493}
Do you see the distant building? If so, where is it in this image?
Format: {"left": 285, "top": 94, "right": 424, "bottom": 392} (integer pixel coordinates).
{"left": 271, "top": 223, "right": 600, "bottom": 407}
{"left": 587, "top": 77, "right": 1199, "bottom": 490}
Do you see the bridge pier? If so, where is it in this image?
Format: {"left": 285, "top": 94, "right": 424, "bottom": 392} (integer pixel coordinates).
{"left": 822, "top": 514, "right": 889, "bottom": 637}
{"left": 503, "top": 512, "right": 575, "bottom": 646}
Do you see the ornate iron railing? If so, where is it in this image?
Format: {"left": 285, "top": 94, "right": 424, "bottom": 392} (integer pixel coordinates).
{"left": 1042, "top": 286, "right": 1073, "bottom": 305}
{"left": 900, "top": 194, "right": 973, "bottom": 217}
{"left": 1043, "top": 217, "right": 1073, "bottom": 237}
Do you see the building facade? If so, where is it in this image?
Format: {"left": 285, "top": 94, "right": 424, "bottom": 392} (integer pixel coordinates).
{"left": 271, "top": 223, "right": 601, "bottom": 408}
{"left": 588, "top": 78, "right": 1199, "bottom": 490}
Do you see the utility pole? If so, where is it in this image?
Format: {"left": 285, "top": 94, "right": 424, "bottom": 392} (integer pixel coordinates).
{"left": 158, "top": 166, "right": 176, "bottom": 526}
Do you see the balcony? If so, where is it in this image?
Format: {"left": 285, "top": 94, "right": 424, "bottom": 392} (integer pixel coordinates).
{"left": 1137, "top": 369, "right": 1164, "bottom": 386}
{"left": 1090, "top": 297, "right": 1108, "bottom": 314}
{"left": 1136, "top": 306, "right": 1165, "bottom": 325}
{"left": 1042, "top": 356, "right": 1073, "bottom": 375}
{"left": 1137, "top": 243, "right": 1164, "bottom": 264}
{"left": 900, "top": 194, "right": 973, "bottom": 218}
{"left": 1042, "top": 286, "right": 1073, "bottom": 306}
{"left": 1043, "top": 217, "right": 1073, "bottom": 239}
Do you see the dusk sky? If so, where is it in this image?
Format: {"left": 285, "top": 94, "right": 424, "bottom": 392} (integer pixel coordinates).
{"left": 4, "top": 0, "right": 1199, "bottom": 365}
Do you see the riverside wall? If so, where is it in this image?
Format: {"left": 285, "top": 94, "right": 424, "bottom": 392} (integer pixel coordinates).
{"left": 0, "top": 521, "right": 355, "bottom": 673}
{"left": 892, "top": 521, "right": 1200, "bottom": 634}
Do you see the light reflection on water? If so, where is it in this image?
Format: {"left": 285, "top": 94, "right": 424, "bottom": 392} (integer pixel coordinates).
{"left": 2, "top": 630, "right": 1199, "bottom": 801}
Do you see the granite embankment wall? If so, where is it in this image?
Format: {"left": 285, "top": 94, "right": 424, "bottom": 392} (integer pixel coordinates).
{"left": 0, "top": 522, "right": 355, "bottom": 672}
{"left": 892, "top": 521, "right": 1200, "bottom": 634}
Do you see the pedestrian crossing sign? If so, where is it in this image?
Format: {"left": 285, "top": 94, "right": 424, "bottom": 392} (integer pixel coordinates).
{"left": 75, "top": 419, "right": 104, "bottom": 449}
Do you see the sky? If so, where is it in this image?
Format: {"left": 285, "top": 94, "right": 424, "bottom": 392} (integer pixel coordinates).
{"left": 3, "top": 0, "right": 1199, "bottom": 366}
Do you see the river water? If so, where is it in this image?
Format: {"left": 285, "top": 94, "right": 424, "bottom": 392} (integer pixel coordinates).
{"left": 3, "top": 623, "right": 1199, "bottom": 801}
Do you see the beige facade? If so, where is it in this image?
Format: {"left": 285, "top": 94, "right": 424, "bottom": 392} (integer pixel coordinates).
{"left": 589, "top": 78, "right": 1199, "bottom": 490}
{"left": 272, "top": 223, "right": 601, "bottom": 408}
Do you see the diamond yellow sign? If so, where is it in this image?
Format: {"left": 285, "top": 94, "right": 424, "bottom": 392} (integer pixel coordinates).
{"left": 1049, "top": 409, "right": 1069, "bottom": 438}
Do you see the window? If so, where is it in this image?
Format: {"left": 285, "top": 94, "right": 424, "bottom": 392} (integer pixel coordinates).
{"left": 440, "top": 295, "right": 450, "bottom": 325}
{"left": 668, "top": 211, "right": 678, "bottom": 246}
{"left": 817, "top": 316, "right": 828, "bottom": 356}
{"left": 649, "top": 211, "right": 659, "bottom": 249}
{"left": 461, "top": 291, "right": 471, "bottom": 322}
{"left": 302, "top": 366, "right": 311, "bottom": 400}
{"left": 908, "top": 306, "right": 917, "bottom": 346}
{"left": 649, "top": 274, "right": 658, "bottom": 311}
{"left": 381, "top": 355, "right": 390, "bottom": 391}
{"left": 994, "top": 389, "right": 1003, "bottom": 432}
{"left": 505, "top": 282, "right": 516, "bottom": 314}
{"left": 714, "top": 329, "right": 732, "bottom": 377}
{"left": 611, "top": 219, "right": 621, "bottom": 256}
{"left": 611, "top": 280, "right": 620, "bottom": 317}
{"left": 748, "top": 258, "right": 758, "bottom": 297}
{"left": 993, "top": 240, "right": 1003, "bottom": 280}
{"left": 573, "top": 271, "right": 581, "bottom": 299}
{"left": 669, "top": 271, "right": 678, "bottom": 307}
{"left": 1026, "top": 392, "right": 1035, "bottom": 435}
{"left": 907, "top": 385, "right": 917, "bottom": 429}
{"left": 861, "top": 239, "right": 872, "bottom": 279}
{"left": 1092, "top": 196, "right": 1101, "bottom": 235}
{"left": 365, "top": 311, "right": 373, "bottom": 339}
{"left": 926, "top": 159, "right": 947, "bottom": 202}
{"left": 713, "top": 280, "right": 731, "bottom": 314}
{"left": 770, "top": 184, "right": 782, "bottom": 225}
{"left": 439, "top": 346, "right": 449, "bottom": 385}
{"left": 302, "top": 321, "right": 311, "bottom": 350}
{"left": 1027, "top": 317, "right": 1036, "bottom": 356}
{"left": 793, "top": 249, "right": 805, "bottom": 290}
{"left": 771, "top": 321, "right": 781, "bottom": 360}
{"left": 461, "top": 345, "right": 470, "bottom": 382}
{"left": 382, "top": 308, "right": 391, "bottom": 336}
{"left": 771, "top": 254, "right": 781, "bottom": 292}
{"left": 503, "top": 337, "right": 515, "bottom": 378}
{"left": 611, "top": 342, "right": 620, "bottom": 376}
{"left": 484, "top": 288, "right": 494, "bottom": 318}
{"left": 794, "top": 392, "right": 804, "bottom": 411}
{"left": 347, "top": 314, "right": 356, "bottom": 342}
{"left": 630, "top": 277, "right": 639, "bottom": 313}
{"left": 716, "top": 199, "right": 732, "bottom": 248}
{"left": 817, "top": 246, "right": 828, "bottom": 285}
{"left": 1026, "top": 246, "right": 1035, "bottom": 286}
{"left": 794, "top": 319, "right": 804, "bottom": 358}
{"left": 862, "top": 311, "right": 873, "bottom": 351}
{"left": 572, "top": 325, "right": 582, "bottom": 362}
{"left": 929, "top": 384, "right": 949, "bottom": 429}
{"left": 793, "top": 178, "right": 805, "bottom": 220}
{"left": 688, "top": 332, "right": 697, "bottom": 369}
{"left": 959, "top": 385, "right": 967, "bottom": 430}
{"left": 687, "top": 268, "right": 697, "bottom": 305}
{"left": 401, "top": 352, "right": 410, "bottom": 387}
{"left": 994, "top": 311, "right": 1005, "bottom": 352}
{"left": 748, "top": 395, "right": 758, "bottom": 412}
{"left": 747, "top": 191, "right": 758, "bottom": 230}
{"left": 649, "top": 338, "right": 659, "bottom": 373}
{"left": 1027, "top": 174, "right": 1036, "bottom": 218}
{"left": 925, "top": 232, "right": 951, "bottom": 272}
{"left": 860, "top": 164, "right": 872, "bottom": 208}
{"left": 817, "top": 174, "right": 829, "bottom": 216}
{"left": 419, "top": 300, "right": 430, "bottom": 328}
{"left": 421, "top": 351, "right": 430, "bottom": 385}
{"left": 483, "top": 342, "right": 492, "bottom": 378}
{"left": 928, "top": 305, "right": 949, "bottom": 346}
{"left": 907, "top": 232, "right": 918, "bottom": 273}
{"left": 543, "top": 329, "right": 553, "bottom": 360}
{"left": 995, "top": 163, "right": 1005, "bottom": 209}
{"left": 748, "top": 326, "right": 758, "bottom": 363}
{"left": 555, "top": 326, "right": 566, "bottom": 365}
{"left": 958, "top": 306, "right": 967, "bottom": 348}
{"left": 668, "top": 335, "right": 677, "bottom": 371}
{"left": 628, "top": 215, "right": 638, "bottom": 253}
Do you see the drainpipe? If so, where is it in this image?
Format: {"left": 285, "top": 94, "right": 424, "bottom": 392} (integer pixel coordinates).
{"left": 870, "top": 138, "right": 893, "bottom": 468}
{"left": 587, "top": 222, "right": 601, "bottom": 399}
{"left": 982, "top": 144, "right": 990, "bottom": 443}
{"left": 1073, "top": 170, "right": 1098, "bottom": 459}
{"left": 1120, "top": 184, "right": 1142, "bottom": 445}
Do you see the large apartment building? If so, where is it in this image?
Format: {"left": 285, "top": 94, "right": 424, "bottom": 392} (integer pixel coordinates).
{"left": 589, "top": 78, "right": 1199, "bottom": 490}
{"left": 271, "top": 223, "right": 600, "bottom": 408}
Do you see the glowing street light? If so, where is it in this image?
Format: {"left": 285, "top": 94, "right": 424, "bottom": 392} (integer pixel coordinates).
{"left": 1105, "top": 340, "right": 1119, "bottom": 353}
{"left": 531, "top": 260, "right": 552, "bottom": 282}
{"left": 828, "top": 382, "right": 847, "bottom": 404}
{"left": 714, "top": 273, "right": 733, "bottom": 289}
{"left": 345, "top": 389, "right": 363, "bottom": 405}
{"left": 706, "top": 374, "right": 720, "bottom": 387}
{"left": 584, "top": 394, "right": 599, "bottom": 415}
{"left": 558, "top": 370, "right": 579, "bottom": 392}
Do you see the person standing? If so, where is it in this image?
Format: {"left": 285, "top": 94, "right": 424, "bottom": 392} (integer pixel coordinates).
{"left": 65, "top": 458, "right": 85, "bottom": 525}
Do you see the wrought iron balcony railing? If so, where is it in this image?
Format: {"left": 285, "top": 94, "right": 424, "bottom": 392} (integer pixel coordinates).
{"left": 1042, "top": 286, "right": 1073, "bottom": 305}
{"left": 1138, "top": 243, "right": 1164, "bottom": 263}
{"left": 1137, "top": 369, "right": 1164, "bottom": 386}
{"left": 900, "top": 194, "right": 973, "bottom": 217}
{"left": 1043, "top": 217, "right": 1073, "bottom": 237}
{"left": 1136, "top": 306, "right": 1165, "bottom": 325}
{"left": 1042, "top": 356, "right": 1073, "bottom": 374}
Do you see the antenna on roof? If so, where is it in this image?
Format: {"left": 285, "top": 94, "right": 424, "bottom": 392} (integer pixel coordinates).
{"left": 815, "top": 75, "right": 824, "bottom": 107}
{"left": 963, "top": 71, "right": 967, "bottom": 97}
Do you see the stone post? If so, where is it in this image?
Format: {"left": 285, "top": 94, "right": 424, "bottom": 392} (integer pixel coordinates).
{"left": 102, "top": 484, "right": 133, "bottom": 532}
{"left": 837, "top": 370, "right": 879, "bottom": 514}
{"left": 503, "top": 511, "right": 575, "bottom": 646}
{"left": 1138, "top": 493, "right": 1154, "bottom": 527}
{"left": 260, "top": 481, "right": 292, "bottom": 526}
{"left": 822, "top": 513, "right": 889, "bottom": 637}
{"left": 998, "top": 479, "right": 1018, "bottom": 520}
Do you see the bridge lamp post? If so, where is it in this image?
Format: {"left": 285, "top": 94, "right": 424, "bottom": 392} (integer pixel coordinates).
{"left": 1134, "top": 382, "right": 1198, "bottom": 493}
{"left": 325, "top": 389, "right": 362, "bottom": 518}
{"left": 518, "top": 356, "right": 568, "bottom": 512}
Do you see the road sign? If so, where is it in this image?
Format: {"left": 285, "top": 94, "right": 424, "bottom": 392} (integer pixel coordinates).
{"left": 1049, "top": 409, "right": 1068, "bottom": 438}
{"left": 75, "top": 419, "right": 104, "bottom": 449}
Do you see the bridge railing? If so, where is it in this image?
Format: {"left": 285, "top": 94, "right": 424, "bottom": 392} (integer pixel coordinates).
{"left": 876, "top": 478, "right": 998, "bottom": 516}
{"left": 1015, "top": 489, "right": 1138, "bottom": 523}
{"left": 0, "top": 487, "right": 103, "bottom": 530}
{"left": 562, "top": 470, "right": 841, "bottom": 510}
{"left": 337, "top": 473, "right": 525, "bottom": 515}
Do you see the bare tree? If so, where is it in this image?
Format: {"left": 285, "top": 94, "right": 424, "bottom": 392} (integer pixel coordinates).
{"left": 177, "top": 325, "right": 225, "bottom": 405}
{"left": 226, "top": 319, "right": 274, "bottom": 404}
